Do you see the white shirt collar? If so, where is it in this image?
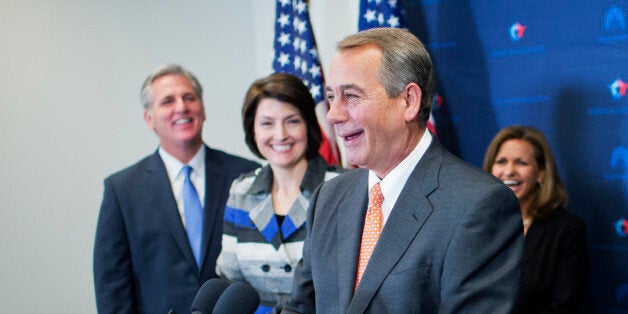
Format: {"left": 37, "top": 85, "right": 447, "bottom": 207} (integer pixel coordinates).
{"left": 158, "top": 145, "right": 206, "bottom": 225}
{"left": 159, "top": 145, "right": 205, "bottom": 181}
{"left": 369, "top": 131, "right": 432, "bottom": 224}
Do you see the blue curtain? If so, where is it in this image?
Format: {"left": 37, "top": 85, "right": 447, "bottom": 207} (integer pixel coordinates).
{"left": 404, "top": 0, "right": 628, "bottom": 312}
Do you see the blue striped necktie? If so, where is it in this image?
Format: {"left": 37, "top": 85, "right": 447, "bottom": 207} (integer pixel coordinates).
{"left": 182, "top": 165, "right": 203, "bottom": 268}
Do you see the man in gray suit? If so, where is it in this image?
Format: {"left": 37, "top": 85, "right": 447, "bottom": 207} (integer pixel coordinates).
{"left": 284, "top": 28, "right": 523, "bottom": 313}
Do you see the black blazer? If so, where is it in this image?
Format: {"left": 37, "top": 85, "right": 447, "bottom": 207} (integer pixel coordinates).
{"left": 515, "top": 210, "right": 588, "bottom": 313}
{"left": 93, "top": 146, "right": 259, "bottom": 314}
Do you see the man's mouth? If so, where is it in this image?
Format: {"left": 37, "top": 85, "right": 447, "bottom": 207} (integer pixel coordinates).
{"left": 342, "top": 131, "right": 363, "bottom": 141}
{"left": 174, "top": 118, "right": 192, "bottom": 125}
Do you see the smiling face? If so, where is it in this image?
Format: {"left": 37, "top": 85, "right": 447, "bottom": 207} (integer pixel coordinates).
{"left": 254, "top": 98, "right": 308, "bottom": 170}
{"left": 143, "top": 74, "right": 205, "bottom": 156}
{"left": 491, "top": 139, "right": 545, "bottom": 208}
{"left": 326, "top": 45, "right": 422, "bottom": 177}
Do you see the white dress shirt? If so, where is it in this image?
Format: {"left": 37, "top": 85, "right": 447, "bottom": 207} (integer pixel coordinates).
{"left": 368, "top": 131, "right": 432, "bottom": 225}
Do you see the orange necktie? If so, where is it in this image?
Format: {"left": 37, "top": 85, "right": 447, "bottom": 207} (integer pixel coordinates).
{"left": 355, "top": 182, "right": 384, "bottom": 290}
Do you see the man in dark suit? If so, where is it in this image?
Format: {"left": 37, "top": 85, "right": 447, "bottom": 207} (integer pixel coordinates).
{"left": 283, "top": 28, "right": 523, "bottom": 313}
{"left": 93, "top": 64, "right": 259, "bottom": 314}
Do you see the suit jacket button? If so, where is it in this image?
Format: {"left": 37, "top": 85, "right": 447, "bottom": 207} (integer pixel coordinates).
{"left": 261, "top": 264, "right": 270, "bottom": 272}
{"left": 283, "top": 264, "right": 292, "bottom": 272}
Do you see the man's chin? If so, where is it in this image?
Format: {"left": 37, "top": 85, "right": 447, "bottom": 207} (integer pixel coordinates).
{"left": 161, "top": 136, "right": 202, "bottom": 148}
{"left": 345, "top": 157, "right": 365, "bottom": 169}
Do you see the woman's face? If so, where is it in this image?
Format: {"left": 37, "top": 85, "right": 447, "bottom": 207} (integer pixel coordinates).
{"left": 491, "top": 139, "right": 545, "bottom": 206}
{"left": 253, "top": 98, "right": 308, "bottom": 169}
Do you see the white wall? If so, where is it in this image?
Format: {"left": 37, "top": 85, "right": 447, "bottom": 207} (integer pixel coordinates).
{"left": 0, "top": 0, "right": 356, "bottom": 312}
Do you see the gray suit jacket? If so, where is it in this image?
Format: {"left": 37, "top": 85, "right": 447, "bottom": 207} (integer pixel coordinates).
{"left": 285, "top": 139, "right": 523, "bottom": 313}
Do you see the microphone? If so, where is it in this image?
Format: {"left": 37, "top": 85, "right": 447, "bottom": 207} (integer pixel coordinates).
{"left": 191, "top": 278, "right": 232, "bottom": 314}
{"left": 212, "top": 282, "right": 260, "bottom": 314}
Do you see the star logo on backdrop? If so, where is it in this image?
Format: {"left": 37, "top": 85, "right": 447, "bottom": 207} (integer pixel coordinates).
{"left": 509, "top": 22, "right": 527, "bottom": 42}
{"left": 609, "top": 78, "right": 627, "bottom": 100}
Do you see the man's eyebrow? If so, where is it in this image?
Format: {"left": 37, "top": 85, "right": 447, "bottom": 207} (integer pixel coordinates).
{"left": 325, "top": 84, "right": 365, "bottom": 94}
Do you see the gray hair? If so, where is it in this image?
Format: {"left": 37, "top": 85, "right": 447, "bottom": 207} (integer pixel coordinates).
{"left": 337, "top": 28, "right": 434, "bottom": 125}
{"left": 140, "top": 64, "right": 203, "bottom": 109}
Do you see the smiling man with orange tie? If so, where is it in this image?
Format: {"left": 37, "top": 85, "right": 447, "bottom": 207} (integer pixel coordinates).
{"left": 283, "top": 28, "right": 523, "bottom": 313}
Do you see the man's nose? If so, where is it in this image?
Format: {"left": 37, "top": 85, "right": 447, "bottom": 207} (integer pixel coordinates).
{"left": 327, "top": 101, "right": 346, "bottom": 125}
{"left": 174, "top": 98, "right": 188, "bottom": 111}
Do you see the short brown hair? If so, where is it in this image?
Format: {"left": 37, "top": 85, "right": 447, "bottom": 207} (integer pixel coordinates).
{"left": 483, "top": 126, "right": 568, "bottom": 220}
{"left": 241, "top": 73, "right": 322, "bottom": 160}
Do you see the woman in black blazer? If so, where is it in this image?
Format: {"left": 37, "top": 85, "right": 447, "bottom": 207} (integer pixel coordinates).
{"left": 484, "top": 126, "right": 589, "bottom": 313}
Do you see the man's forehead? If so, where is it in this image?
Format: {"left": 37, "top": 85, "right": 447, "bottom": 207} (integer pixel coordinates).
{"left": 152, "top": 75, "right": 195, "bottom": 92}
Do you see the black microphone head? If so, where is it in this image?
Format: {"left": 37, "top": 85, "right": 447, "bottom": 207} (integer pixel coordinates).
{"left": 212, "top": 282, "right": 260, "bottom": 314}
{"left": 191, "top": 278, "right": 232, "bottom": 313}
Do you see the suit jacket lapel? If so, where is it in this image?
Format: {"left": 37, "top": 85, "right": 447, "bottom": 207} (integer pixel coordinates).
{"left": 338, "top": 171, "right": 369, "bottom": 311}
{"left": 243, "top": 165, "right": 280, "bottom": 247}
{"left": 349, "top": 140, "right": 442, "bottom": 313}
{"left": 147, "top": 151, "right": 199, "bottom": 272}
{"left": 201, "top": 146, "right": 228, "bottom": 270}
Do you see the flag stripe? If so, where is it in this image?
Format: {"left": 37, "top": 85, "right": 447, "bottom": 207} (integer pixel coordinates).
{"left": 273, "top": 0, "right": 340, "bottom": 165}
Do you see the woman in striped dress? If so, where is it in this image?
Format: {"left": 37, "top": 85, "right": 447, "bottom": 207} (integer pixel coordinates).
{"left": 216, "top": 73, "right": 344, "bottom": 313}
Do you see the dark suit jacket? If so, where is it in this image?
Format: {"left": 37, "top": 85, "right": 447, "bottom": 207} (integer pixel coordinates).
{"left": 515, "top": 211, "right": 588, "bottom": 314}
{"left": 285, "top": 139, "right": 524, "bottom": 313}
{"left": 93, "top": 145, "right": 259, "bottom": 314}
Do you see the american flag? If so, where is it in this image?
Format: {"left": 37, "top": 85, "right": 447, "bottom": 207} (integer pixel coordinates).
{"left": 273, "top": 0, "right": 340, "bottom": 165}
{"left": 358, "top": 0, "right": 438, "bottom": 136}
{"left": 358, "top": 0, "right": 406, "bottom": 30}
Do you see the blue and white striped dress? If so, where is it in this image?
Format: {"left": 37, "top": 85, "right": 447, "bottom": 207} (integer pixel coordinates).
{"left": 216, "top": 156, "right": 344, "bottom": 313}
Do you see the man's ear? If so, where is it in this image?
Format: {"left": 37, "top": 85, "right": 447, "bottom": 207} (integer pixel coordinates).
{"left": 143, "top": 109, "right": 154, "bottom": 130}
{"left": 403, "top": 83, "right": 422, "bottom": 122}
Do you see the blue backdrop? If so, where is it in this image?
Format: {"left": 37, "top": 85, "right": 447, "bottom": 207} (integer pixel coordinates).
{"left": 404, "top": 0, "right": 628, "bottom": 312}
